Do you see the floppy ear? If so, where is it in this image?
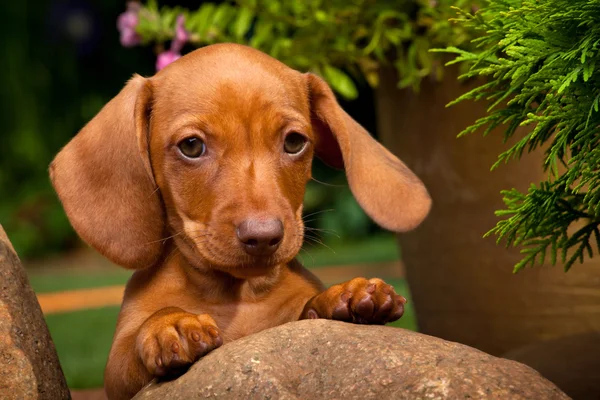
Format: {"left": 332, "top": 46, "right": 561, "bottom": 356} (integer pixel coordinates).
{"left": 49, "top": 74, "right": 166, "bottom": 269}
{"left": 307, "top": 73, "right": 431, "bottom": 232}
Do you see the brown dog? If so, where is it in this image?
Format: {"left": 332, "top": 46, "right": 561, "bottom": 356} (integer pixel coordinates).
{"left": 49, "top": 43, "right": 430, "bottom": 399}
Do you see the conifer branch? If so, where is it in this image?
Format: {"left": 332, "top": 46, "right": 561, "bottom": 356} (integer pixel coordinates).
{"left": 441, "top": 0, "right": 600, "bottom": 272}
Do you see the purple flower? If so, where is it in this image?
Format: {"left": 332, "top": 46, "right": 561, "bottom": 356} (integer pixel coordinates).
{"left": 117, "top": 2, "right": 141, "bottom": 47}
{"left": 155, "top": 15, "right": 189, "bottom": 71}
{"left": 156, "top": 50, "right": 181, "bottom": 71}
{"left": 172, "top": 15, "right": 189, "bottom": 53}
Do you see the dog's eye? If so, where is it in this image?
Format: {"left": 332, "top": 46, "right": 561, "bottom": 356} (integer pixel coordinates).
{"left": 178, "top": 137, "right": 206, "bottom": 158}
{"left": 284, "top": 133, "right": 308, "bottom": 155}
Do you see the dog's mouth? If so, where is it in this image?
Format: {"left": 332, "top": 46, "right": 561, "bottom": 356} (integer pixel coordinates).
{"left": 219, "top": 260, "right": 278, "bottom": 279}
{"left": 177, "top": 220, "right": 303, "bottom": 277}
{"left": 193, "top": 244, "right": 288, "bottom": 278}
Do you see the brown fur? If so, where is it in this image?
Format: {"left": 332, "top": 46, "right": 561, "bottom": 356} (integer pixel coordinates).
{"left": 49, "top": 44, "right": 431, "bottom": 399}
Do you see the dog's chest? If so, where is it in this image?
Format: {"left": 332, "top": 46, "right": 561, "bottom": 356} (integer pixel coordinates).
{"left": 203, "top": 301, "right": 299, "bottom": 342}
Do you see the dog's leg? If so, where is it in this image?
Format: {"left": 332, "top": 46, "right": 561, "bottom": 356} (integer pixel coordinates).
{"left": 105, "top": 307, "right": 222, "bottom": 400}
{"left": 299, "top": 277, "right": 406, "bottom": 324}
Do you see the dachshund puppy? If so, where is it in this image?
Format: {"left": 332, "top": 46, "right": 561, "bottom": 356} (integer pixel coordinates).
{"left": 50, "top": 43, "right": 431, "bottom": 400}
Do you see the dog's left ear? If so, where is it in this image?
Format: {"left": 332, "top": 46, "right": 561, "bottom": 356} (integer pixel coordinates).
{"left": 50, "top": 75, "right": 166, "bottom": 269}
{"left": 307, "top": 73, "right": 431, "bottom": 232}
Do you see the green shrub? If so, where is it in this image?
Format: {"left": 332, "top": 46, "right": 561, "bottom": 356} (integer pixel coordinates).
{"left": 440, "top": 0, "right": 600, "bottom": 271}
{"left": 129, "top": 0, "right": 481, "bottom": 98}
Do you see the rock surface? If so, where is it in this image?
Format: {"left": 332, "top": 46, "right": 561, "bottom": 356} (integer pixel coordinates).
{"left": 0, "top": 225, "right": 70, "bottom": 400}
{"left": 505, "top": 332, "right": 600, "bottom": 400}
{"left": 134, "top": 319, "right": 569, "bottom": 400}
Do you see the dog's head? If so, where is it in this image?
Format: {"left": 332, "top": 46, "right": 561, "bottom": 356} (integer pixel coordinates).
{"left": 50, "top": 44, "right": 430, "bottom": 277}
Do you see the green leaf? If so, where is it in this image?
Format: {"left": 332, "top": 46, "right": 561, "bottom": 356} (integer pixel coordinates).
{"left": 315, "top": 10, "right": 328, "bottom": 22}
{"left": 384, "top": 28, "right": 403, "bottom": 45}
{"left": 250, "top": 21, "right": 272, "bottom": 48}
{"left": 190, "top": 4, "right": 216, "bottom": 35}
{"left": 322, "top": 65, "right": 358, "bottom": 100}
{"left": 211, "top": 4, "right": 234, "bottom": 30}
{"left": 233, "top": 7, "right": 254, "bottom": 39}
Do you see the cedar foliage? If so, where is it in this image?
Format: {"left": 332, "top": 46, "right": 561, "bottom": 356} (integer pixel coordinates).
{"left": 439, "top": 0, "right": 600, "bottom": 272}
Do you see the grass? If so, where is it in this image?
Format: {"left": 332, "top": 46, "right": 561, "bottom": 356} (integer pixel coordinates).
{"left": 29, "top": 270, "right": 132, "bottom": 294}
{"left": 46, "top": 306, "right": 119, "bottom": 389}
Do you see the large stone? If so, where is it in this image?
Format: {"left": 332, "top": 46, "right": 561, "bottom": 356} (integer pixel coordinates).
{"left": 134, "top": 319, "right": 568, "bottom": 400}
{"left": 504, "top": 332, "right": 600, "bottom": 400}
{"left": 0, "top": 225, "right": 70, "bottom": 399}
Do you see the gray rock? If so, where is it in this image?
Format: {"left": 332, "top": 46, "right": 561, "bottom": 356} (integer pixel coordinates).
{"left": 0, "top": 225, "right": 71, "bottom": 400}
{"left": 134, "top": 319, "right": 568, "bottom": 400}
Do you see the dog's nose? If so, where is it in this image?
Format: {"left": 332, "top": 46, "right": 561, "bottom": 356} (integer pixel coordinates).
{"left": 236, "top": 218, "right": 284, "bottom": 256}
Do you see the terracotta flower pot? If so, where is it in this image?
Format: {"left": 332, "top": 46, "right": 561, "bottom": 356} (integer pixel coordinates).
{"left": 375, "top": 67, "right": 600, "bottom": 356}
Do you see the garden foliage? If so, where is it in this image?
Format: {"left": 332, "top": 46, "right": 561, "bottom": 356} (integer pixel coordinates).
{"left": 132, "top": 0, "right": 480, "bottom": 99}
{"left": 441, "top": 0, "right": 600, "bottom": 271}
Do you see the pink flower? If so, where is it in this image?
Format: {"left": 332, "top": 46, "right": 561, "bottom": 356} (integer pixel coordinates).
{"left": 117, "top": 2, "right": 141, "bottom": 47}
{"left": 156, "top": 50, "right": 181, "bottom": 71}
{"left": 172, "top": 15, "right": 189, "bottom": 53}
{"left": 155, "top": 15, "right": 189, "bottom": 71}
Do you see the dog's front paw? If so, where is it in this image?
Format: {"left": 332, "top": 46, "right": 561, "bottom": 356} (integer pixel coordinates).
{"left": 136, "top": 309, "right": 223, "bottom": 377}
{"left": 301, "top": 277, "right": 406, "bottom": 324}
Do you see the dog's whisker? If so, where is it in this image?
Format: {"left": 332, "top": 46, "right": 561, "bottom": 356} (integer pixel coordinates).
{"left": 304, "top": 226, "right": 336, "bottom": 232}
{"left": 298, "top": 247, "right": 315, "bottom": 267}
{"left": 310, "top": 177, "right": 344, "bottom": 187}
{"left": 146, "top": 228, "right": 213, "bottom": 248}
{"left": 302, "top": 209, "right": 335, "bottom": 219}
{"left": 303, "top": 231, "right": 324, "bottom": 239}
{"left": 147, "top": 185, "right": 161, "bottom": 198}
{"left": 301, "top": 217, "right": 330, "bottom": 225}
{"left": 302, "top": 235, "right": 320, "bottom": 243}
{"left": 304, "top": 232, "right": 319, "bottom": 239}
{"left": 143, "top": 230, "right": 186, "bottom": 245}
{"left": 304, "top": 236, "right": 337, "bottom": 254}
{"left": 301, "top": 240, "right": 317, "bottom": 248}
{"left": 163, "top": 246, "right": 181, "bottom": 265}
{"left": 304, "top": 229, "right": 338, "bottom": 237}
{"left": 304, "top": 236, "right": 322, "bottom": 244}
{"left": 304, "top": 227, "right": 340, "bottom": 238}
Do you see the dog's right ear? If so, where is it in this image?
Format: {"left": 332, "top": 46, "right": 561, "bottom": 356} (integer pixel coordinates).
{"left": 50, "top": 75, "right": 166, "bottom": 269}
{"left": 307, "top": 73, "right": 431, "bottom": 232}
